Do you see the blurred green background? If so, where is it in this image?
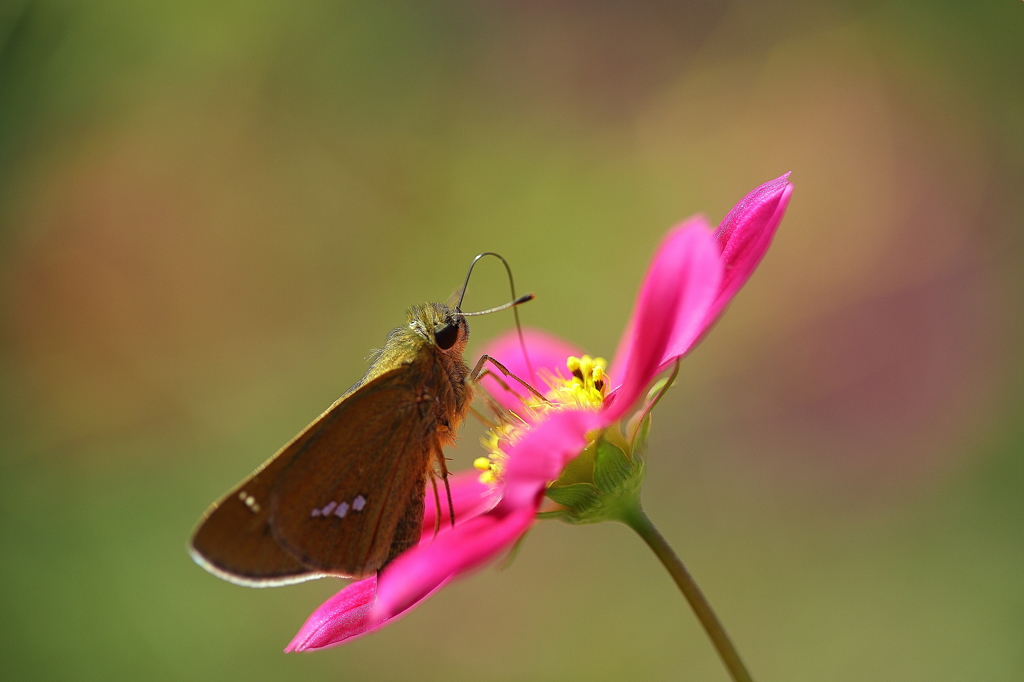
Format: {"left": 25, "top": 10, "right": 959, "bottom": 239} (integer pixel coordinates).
{"left": 2, "top": 1, "right": 1022, "bottom": 680}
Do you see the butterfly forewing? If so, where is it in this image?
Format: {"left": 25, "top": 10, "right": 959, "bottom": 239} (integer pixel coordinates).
{"left": 269, "top": 364, "right": 438, "bottom": 578}
{"left": 189, "top": 443, "right": 321, "bottom": 586}
{"left": 190, "top": 359, "right": 442, "bottom": 584}
{"left": 190, "top": 302, "right": 474, "bottom": 587}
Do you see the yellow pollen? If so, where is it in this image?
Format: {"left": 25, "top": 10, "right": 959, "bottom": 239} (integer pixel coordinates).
{"left": 476, "top": 354, "right": 611, "bottom": 484}
{"left": 546, "top": 355, "right": 609, "bottom": 410}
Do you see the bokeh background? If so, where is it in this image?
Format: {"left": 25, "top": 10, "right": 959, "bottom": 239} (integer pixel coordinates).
{"left": 2, "top": 1, "right": 1022, "bottom": 680}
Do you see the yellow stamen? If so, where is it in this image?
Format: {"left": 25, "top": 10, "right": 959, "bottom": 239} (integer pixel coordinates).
{"left": 477, "top": 355, "right": 612, "bottom": 484}
{"left": 545, "top": 355, "right": 609, "bottom": 409}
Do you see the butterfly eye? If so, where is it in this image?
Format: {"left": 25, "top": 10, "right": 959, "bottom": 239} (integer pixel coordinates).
{"left": 433, "top": 322, "right": 459, "bottom": 350}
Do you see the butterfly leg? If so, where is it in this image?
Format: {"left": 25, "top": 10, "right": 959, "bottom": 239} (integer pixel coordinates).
{"left": 470, "top": 355, "right": 548, "bottom": 403}
{"left": 433, "top": 441, "right": 457, "bottom": 529}
{"left": 468, "top": 404, "right": 500, "bottom": 428}
{"left": 428, "top": 470, "right": 442, "bottom": 537}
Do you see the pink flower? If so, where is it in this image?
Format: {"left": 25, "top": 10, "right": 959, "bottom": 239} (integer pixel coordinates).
{"left": 286, "top": 173, "right": 792, "bottom": 651}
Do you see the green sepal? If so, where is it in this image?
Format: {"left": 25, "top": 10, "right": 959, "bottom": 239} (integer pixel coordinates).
{"left": 496, "top": 527, "right": 532, "bottom": 571}
{"left": 630, "top": 413, "right": 651, "bottom": 462}
{"left": 544, "top": 430, "right": 646, "bottom": 525}
{"left": 594, "top": 438, "right": 632, "bottom": 493}
{"left": 545, "top": 482, "right": 601, "bottom": 510}
{"left": 553, "top": 439, "right": 598, "bottom": 487}
{"left": 646, "top": 377, "right": 671, "bottom": 403}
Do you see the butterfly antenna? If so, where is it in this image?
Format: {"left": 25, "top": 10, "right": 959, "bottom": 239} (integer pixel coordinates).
{"left": 458, "top": 252, "right": 536, "bottom": 384}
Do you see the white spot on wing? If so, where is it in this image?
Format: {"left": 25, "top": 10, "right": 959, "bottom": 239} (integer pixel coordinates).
{"left": 352, "top": 495, "right": 366, "bottom": 512}
{"left": 334, "top": 502, "right": 349, "bottom": 518}
{"left": 322, "top": 501, "right": 337, "bottom": 516}
{"left": 311, "top": 508, "right": 321, "bottom": 517}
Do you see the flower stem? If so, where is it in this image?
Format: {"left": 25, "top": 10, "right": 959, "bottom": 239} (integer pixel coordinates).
{"left": 620, "top": 504, "right": 755, "bottom": 682}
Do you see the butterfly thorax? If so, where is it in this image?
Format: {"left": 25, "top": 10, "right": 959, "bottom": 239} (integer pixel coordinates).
{"left": 361, "top": 302, "right": 472, "bottom": 443}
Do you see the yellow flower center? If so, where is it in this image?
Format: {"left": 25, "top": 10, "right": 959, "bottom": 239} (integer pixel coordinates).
{"left": 475, "top": 355, "right": 610, "bottom": 483}
{"left": 549, "top": 354, "right": 609, "bottom": 410}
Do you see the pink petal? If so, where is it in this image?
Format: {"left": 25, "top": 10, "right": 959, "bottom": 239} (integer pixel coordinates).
{"left": 502, "top": 408, "right": 601, "bottom": 504}
{"left": 285, "top": 576, "right": 380, "bottom": 652}
{"left": 284, "top": 575, "right": 447, "bottom": 651}
{"left": 707, "top": 173, "right": 792, "bottom": 325}
{"left": 420, "top": 471, "right": 500, "bottom": 533}
{"left": 608, "top": 220, "right": 722, "bottom": 419}
{"left": 372, "top": 408, "right": 597, "bottom": 618}
{"left": 372, "top": 505, "right": 537, "bottom": 619}
{"left": 287, "top": 473, "right": 497, "bottom": 652}
{"left": 478, "top": 328, "right": 583, "bottom": 411}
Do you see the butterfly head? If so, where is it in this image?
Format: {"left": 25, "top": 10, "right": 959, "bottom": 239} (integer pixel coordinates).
{"left": 409, "top": 303, "right": 469, "bottom": 355}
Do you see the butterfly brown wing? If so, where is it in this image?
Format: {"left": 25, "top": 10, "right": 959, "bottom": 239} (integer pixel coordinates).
{"left": 190, "top": 360, "right": 440, "bottom": 585}
{"left": 269, "top": 361, "right": 440, "bottom": 579}
{"left": 189, "top": 440, "right": 320, "bottom": 586}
